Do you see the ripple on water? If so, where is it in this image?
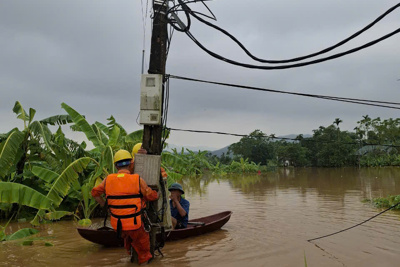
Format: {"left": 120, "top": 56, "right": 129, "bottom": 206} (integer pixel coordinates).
{"left": 2, "top": 169, "right": 400, "bottom": 266}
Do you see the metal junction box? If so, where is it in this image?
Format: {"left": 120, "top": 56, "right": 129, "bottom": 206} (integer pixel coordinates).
{"left": 139, "top": 74, "right": 163, "bottom": 125}
{"left": 133, "top": 154, "right": 172, "bottom": 229}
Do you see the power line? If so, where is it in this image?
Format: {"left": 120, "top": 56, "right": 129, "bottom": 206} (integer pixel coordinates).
{"left": 184, "top": 2, "right": 400, "bottom": 64}
{"left": 168, "top": 75, "right": 400, "bottom": 110}
{"left": 167, "top": 127, "right": 400, "bottom": 148}
{"left": 184, "top": 27, "right": 400, "bottom": 70}
{"left": 170, "top": 1, "right": 400, "bottom": 70}
{"left": 140, "top": 0, "right": 150, "bottom": 74}
{"left": 307, "top": 202, "right": 400, "bottom": 242}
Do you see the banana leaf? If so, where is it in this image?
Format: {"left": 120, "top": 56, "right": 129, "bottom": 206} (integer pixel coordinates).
{"left": 12, "top": 101, "right": 29, "bottom": 127}
{"left": 94, "top": 121, "right": 110, "bottom": 136}
{"left": 81, "top": 183, "right": 97, "bottom": 219}
{"left": 0, "top": 130, "right": 25, "bottom": 179}
{"left": 43, "top": 153, "right": 62, "bottom": 174}
{"left": 0, "top": 182, "right": 53, "bottom": 210}
{"left": 107, "top": 125, "right": 120, "bottom": 148}
{"left": 31, "top": 157, "right": 91, "bottom": 225}
{"left": 31, "top": 166, "right": 59, "bottom": 183}
{"left": 103, "top": 146, "right": 114, "bottom": 174}
{"left": 40, "top": 114, "right": 72, "bottom": 126}
{"left": 61, "top": 103, "right": 103, "bottom": 148}
{"left": 125, "top": 130, "right": 143, "bottom": 144}
{"left": 92, "top": 123, "right": 108, "bottom": 145}
{"left": 107, "top": 115, "right": 127, "bottom": 136}
{"left": 45, "top": 157, "right": 92, "bottom": 206}
{"left": 44, "top": 211, "right": 73, "bottom": 220}
{"left": 89, "top": 159, "right": 108, "bottom": 184}
{"left": 28, "top": 108, "right": 36, "bottom": 125}
{"left": 6, "top": 228, "right": 39, "bottom": 241}
{"left": 164, "top": 171, "right": 183, "bottom": 187}
{"left": 29, "top": 121, "right": 54, "bottom": 154}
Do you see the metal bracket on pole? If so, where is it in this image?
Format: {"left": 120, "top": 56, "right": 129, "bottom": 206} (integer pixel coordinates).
{"left": 170, "top": 12, "right": 188, "bottom": 31}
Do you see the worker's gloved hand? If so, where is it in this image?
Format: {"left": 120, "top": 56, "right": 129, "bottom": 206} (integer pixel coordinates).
{"left": 137, "top": 148, "right": 147, "bottom": 155}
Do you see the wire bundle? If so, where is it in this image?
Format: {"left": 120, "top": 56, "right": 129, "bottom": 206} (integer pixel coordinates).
{"left": 164, "top": 1, "right": 400, "bottom": 70}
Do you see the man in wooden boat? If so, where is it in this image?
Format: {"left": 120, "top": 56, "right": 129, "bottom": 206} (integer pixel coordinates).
{"left": 169, "top": 183, "right": 190, "bottom": 229}
{"left": 91, "top": 149, "right": 159, "bottom": 265}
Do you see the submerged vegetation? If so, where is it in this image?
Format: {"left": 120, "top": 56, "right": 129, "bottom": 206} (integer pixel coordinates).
{"left": 1, "top": 102, "right": 400, "bottom": 227}
{"left": 0, "top": 102, "right": 265, "bottom": 226}
{"left": 368, "top": 195, "right": 400, "bottom": 210}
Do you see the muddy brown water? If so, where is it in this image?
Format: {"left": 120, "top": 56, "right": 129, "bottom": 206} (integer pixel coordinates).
{"left": 1, "top": 167, "right": 400, "bottom": 267}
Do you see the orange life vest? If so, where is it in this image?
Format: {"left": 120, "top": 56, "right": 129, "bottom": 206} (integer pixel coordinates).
{"left": 105, "top": 173, "right": 143, "bottom": 235}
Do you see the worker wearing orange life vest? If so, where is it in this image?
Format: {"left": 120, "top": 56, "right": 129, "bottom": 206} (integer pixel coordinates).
{"left": 91, "top": 149, "right": 158, "bottom": 264}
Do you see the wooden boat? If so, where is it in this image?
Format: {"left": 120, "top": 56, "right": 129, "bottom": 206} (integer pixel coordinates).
{"left": 77, "top": 211, "right": 232, "bottom": 247}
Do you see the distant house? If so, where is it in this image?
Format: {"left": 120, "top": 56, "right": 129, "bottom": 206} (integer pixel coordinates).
{"left": 284, "top": 160, "right": 290, "bottom": 167}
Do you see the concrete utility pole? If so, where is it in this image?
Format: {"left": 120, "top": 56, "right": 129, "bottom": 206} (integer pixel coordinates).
{"left": 143, "top": 0, "right": 168, "bottom": 155}
{"left": 142, "top": 0, "right": 168, "bottom": 258}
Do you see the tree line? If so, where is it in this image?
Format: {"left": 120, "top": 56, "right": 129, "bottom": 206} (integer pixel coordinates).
{"left": 210, "top": 116, "right": 400, "bottom": 168}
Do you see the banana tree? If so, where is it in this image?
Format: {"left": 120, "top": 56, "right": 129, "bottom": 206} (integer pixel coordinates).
{"left": 0, "top": 130, "right": 25, "bottom": 181}
{"left": 2, "top": 102, "right": 73, "bottom": 180}
{"left": 61, "top": 102, "right": 145, "bottom": 181}
{"left": 60, "top": 103, "right": 145, "bottom": 223}
{"left": 30, "top": 157, "right": 92, "bottom": 225}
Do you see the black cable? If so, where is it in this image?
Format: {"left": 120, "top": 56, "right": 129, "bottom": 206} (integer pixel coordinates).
{"left": 184, "top": 27, "right": 400, "bottom": 70}
{"left": 199, "top": 0, "right": 216, "bottom": 21}
{"left": 166, "top": 25, "right": 175, "bottom": 59}
{"left": 307, "top": 202, "right": 400, "bottom": 242}
{"left": 184, "top": 2, "right": 400, "bottom": 64}
{"left": 156, "top": 172, "right": 168, "bottom": 252}
{"left": 161, "top": 77, "right": 170, "bottom": 150}
{"left": 168, "top": 0, "right": 216, "bottom": 21}
{"left": 167, "top": 8, "right": 191, "bottom": 32}
{"left": 166, "top": 2, "right": 400, "bottom": 70}
{"left": 168, "top": 75, "right": 400, "bottom": 110}
{"left": 167, "top": 127, "right": 400, "bottom": 148}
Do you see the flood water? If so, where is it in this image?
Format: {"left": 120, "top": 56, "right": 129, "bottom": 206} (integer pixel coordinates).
{"left": 2, "top": 167, "right": 400, "bottom": 267}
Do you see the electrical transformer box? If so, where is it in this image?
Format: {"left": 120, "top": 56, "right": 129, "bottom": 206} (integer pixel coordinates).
{"left": 139, "top": 74, "right": 163, "bottom": 125}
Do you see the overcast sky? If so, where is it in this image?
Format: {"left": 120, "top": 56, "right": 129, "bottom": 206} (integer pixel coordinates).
{"left": 1, "top": 0, "right": 399, "bottom": 150}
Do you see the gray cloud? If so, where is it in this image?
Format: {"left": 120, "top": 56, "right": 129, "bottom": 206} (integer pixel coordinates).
{"left": 1, "top": 0, "right": 399, "bottom": 149}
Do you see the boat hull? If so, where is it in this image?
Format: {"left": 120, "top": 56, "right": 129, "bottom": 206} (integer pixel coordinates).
{"left": 77, "top": 211, "right": 232, "bottom": 247}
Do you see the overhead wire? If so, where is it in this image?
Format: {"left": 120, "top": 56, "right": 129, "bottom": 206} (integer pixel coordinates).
{"left": 168, "top": 0, "right": 216, "bottom": 21}
{"left": 166, "top": 127, "right": 400, "bottom": 148}
{"left": 161, "top": 76, "right": 171, "bottom": 150}
{"left": 170, "top": 1, "right": 400, "bottom": 70}
{"left": 185, "top": 2, "right": 400, "bottom": 64}
{"left": 168, "top": 75, "right": 400, "bottom": 110}
{"left": 140, "top": 0, "right": 151, "bottom": 73}
{"left": 184, "top": 27, "right": 400, "bottom": 70}
{"left": 150, "top": 2, "right": 400, "bottom": 147}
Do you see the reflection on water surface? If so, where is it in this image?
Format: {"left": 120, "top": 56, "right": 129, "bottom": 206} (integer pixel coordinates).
{"left": 2, "top": 167, "right": 400, "bottom": 266}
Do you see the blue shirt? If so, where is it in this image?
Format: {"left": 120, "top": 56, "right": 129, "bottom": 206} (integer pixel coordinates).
{"left": 170, "top": 197, "right": 190, "bottom": 228}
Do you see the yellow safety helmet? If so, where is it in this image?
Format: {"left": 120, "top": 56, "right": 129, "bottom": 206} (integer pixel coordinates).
{"left": 132, "top": 143, "right": 142, "bottom": 159}
{"left": 114, "top": 149, "right": 132, "bottom": 163}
